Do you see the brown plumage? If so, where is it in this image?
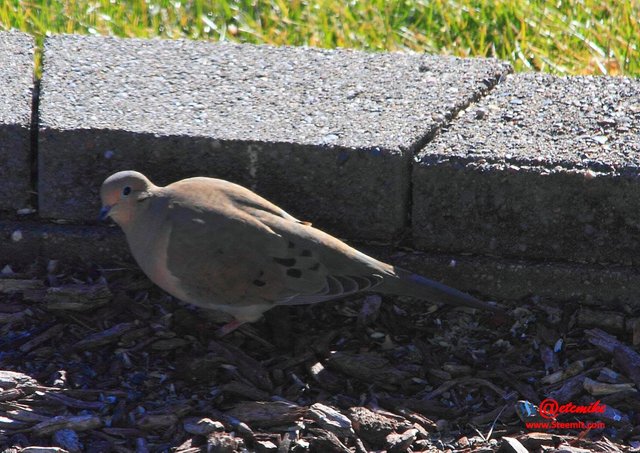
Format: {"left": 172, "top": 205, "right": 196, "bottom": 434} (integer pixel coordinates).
{"left": 100, "top": 171, "right": 499, "bottom": 335}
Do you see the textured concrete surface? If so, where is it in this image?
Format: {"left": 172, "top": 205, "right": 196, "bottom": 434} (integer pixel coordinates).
{"left": 393, "top": 251, "right": 640, "bottom": 307}
{"left": 2, "top": 221, "right": 640, "bottom": 308}
{"left": 0, "top": 31, "right": 34, "bottom": 212}
{"left": 414, "top": 72, "right": 640, "bottom": 265}
{"left": 38, "top": 34, "right": 510, "bottom": 239}
{"left": 0, "top": 221, "right": 128, "bottom": 267}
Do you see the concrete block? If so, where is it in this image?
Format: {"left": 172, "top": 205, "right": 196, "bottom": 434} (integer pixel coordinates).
{"left": 0, "top": 220, "right": 128, "bottom": 268}
{"left": 392, "top": 251, "right": 640, "bottom": 307}
{"left": 414, "top": 72, "right": 640, "bottom": 265}
{"left": 2, "top": 220, "right": 638, "bottom": 310}
{"left": 0, "top": 31, "right": 34, "bottom": 211}
{"left": 38, "top": 34, "right": 510, "bottom": 239}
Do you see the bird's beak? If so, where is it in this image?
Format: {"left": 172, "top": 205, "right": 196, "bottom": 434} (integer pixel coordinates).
{"left": 99, "top": 205, "right": 112, "bottom": 221}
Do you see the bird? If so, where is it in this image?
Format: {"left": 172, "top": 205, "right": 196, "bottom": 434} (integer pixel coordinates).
{"left": 100, "top": 170, "right": 500, "bottom": 336}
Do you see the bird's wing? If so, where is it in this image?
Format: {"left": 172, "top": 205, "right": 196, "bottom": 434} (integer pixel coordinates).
{"left": 162, "top": 178, "right": 387, "bottom": 309}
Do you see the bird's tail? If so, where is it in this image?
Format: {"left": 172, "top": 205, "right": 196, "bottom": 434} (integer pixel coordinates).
{"left": 378, "top": 267, "right": 503, "bottom": 313}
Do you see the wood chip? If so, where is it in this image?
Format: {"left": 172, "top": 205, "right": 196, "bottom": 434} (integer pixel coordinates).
{"left": 599, "top": 404, "right": 630, "bottom": 426}
{"left": 500, "top": 436, "right": 529, "bottom": 453}
{"left": 0, "top": 388, "right": 26, "bottom": 402}
{"left": 183, "top": 417, "right": 224, "bottom": 436}
{"left": 1, "top": 264, "right": 637, "bottom": 451}
{"left": 0, "top": 370, "right": 39, "bottom": 389}
{"left": 206, "top": 432, "right": 243, "bottom": 452}
{"left": 586, "top": 328, "right": 640, "bottom": 389}
{"left": 554, "top": 445, "right": 596, "bottom": 453}
{"left": 577, "top": 308, "right": 625, "bottom": 332}
{"left": 308, "top": 428, "right": 350, "bottom": 453}
{"left": 208, "top": 340, "right": 273, "bottom": 391}
{"left": 0, "top": 309, "right": 33, "bottom": 324}
{"left": 221, "top": 381, "right": 271, "bottom": 401}
{"left": 325, "top": 351, "right": 410, "bottom": 389}
{"left": 43, "top": 392, "right": 105, "bottom": 410}
{"left": 0, "top": 414, "right": 30, "bottom": 429}
{"left": 226, "top": 401, "right": 305, "bottom": 428}
{"left": 137, "top": 413, "right": 179, "bottom": 431}
{"left": 308, "top": 361, "right": 342, "bottom": 393}
{"left": 546, "top": 373, "right": 588, "bottom": 402}
{"left": 395, "top": 409, "right": 437, "bottom": 433}
{"left": 348, "top": 406, "right": 397, "bottom": 445}
{"left": 470, "top": 402, "right": 516, "bottom": 426}
{"left": 2, "top": 405, "right": 50, "bottom": 423}
{"left": 72, "top": 322, "right": 137, "bottom": 350}
{"left": 386, "top": 428, "right": 418, "bottom": 453}
{"left": 101, "top": 427, "right": 145, "bottom": 437}
{"left": 583, "top": 377, "right": 636, "bottom": 396}
{"left": 515, "top": 432, "right": 557, "bottom": 449}
{"left": 0, "top": 279, "right": 45, "bottom": 293}
{"left": 31, "top": 415, "right": 102, "bottom": 436}
{"left": 379, "top": 397, "right": 459, "bottom": 418}
{"left": 19, "top": 324, "right": 65, "bottom": 353}
{"left": 53, "top": 428, "right": 82, "bottom": 453}
{"left": 41, "top": 284, "right": 112, "bottom": 311}
{"left": 150, "top": 337, "right": 190, "bottom": 350}
{"left": 21, "top": 448, "right": 69, "bottom": 453}
{"left": 255, "top": 439, "right": 278, "bottom": 452}
{"left": 597, "top": 367, "right": 624, "bottom": 384}
{"left": 442, "top": 362, "right": 472, "bottom": 376}
{"left": 174, "top": 438, "right": 201, "bottom": 453}
{"left": 540, "top": 358, "right": 594, "bottom": 385}
{"left": 308, "top": 403, "right": 355, "bottom": 438}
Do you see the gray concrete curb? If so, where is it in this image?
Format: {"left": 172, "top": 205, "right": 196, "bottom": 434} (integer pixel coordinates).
{"left": 0, "top": 220, "right": 126, "bottom": 265}
{"left": 3, "top": 219, "right": 639, "bottom": 306}
{"left": 37, "top": 34, "right": 510, "bottom": 239}
{"left": 414, "top": 73, "right": 640, "bottom": 265}
{"left": 0, "top": 31, "right": 34, "bottom": 212}
{"left": 2, "top": 31, "right": 640, "bottom": 305}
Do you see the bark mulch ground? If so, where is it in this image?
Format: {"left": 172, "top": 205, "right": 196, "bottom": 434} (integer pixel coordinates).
{"left": 0, "top": 257, "right": 638, "bottom": 452}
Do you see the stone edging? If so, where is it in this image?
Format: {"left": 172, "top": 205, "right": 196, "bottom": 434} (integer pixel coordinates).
{"left": 2, "top": 31, "right": 640, "bottom": 304}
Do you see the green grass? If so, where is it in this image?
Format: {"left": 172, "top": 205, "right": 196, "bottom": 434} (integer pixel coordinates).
{"left": 1, "top": 0, "right": 638, "bottom": 77}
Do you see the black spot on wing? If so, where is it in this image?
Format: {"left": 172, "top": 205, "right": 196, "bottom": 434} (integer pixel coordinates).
{"left": 288, "top": 241, "right": 295, "bottom": 249}
{"left": 287, "top": 269, "right": 302, "bottom": 278}
{"left": 274, "top": 257, "right": 296, "bottom": 267}
{"left": 301, "top": 249, "right": 312, "bottom": 257}
{"left": 253, "top": 279, "right": 266, "bottom": 287}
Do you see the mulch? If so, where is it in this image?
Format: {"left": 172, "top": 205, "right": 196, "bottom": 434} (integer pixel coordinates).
{"left": 0, "top": 256, "right": 638, "bottom": 452}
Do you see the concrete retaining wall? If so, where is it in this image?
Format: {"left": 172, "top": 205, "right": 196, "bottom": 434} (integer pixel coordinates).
{"left": 0, "top": 31, "right": 34, "bottom": 212}
{"left": 37, "top": 35, "right": 509, "bottom": 238}
{"left": 2, "top": 31, "right": 640, "bottom": 304}
{"left": 414, "top": 73, "right": 640, "bottom": 265}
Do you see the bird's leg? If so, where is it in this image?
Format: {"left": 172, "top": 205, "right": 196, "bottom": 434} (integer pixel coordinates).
{"left": 216, "top": 319, "right": 245, "bottom": 337}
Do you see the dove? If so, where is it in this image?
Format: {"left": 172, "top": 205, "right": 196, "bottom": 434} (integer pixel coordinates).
{"left": 100, "top": 171, "right": 499, "bottom": 335}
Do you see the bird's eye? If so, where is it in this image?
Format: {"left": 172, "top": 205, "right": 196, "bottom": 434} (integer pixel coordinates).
{"left": 122, "top": 186, "right": 132, "bottom": 196}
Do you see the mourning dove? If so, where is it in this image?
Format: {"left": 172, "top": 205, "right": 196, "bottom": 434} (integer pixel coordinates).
{"left": 100, "top": 171, "right": 499, "bottom": 335}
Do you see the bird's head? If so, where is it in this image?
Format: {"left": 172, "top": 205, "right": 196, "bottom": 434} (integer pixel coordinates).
{"left": 100, "top": 170, "right": 155, "bottom": 228}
